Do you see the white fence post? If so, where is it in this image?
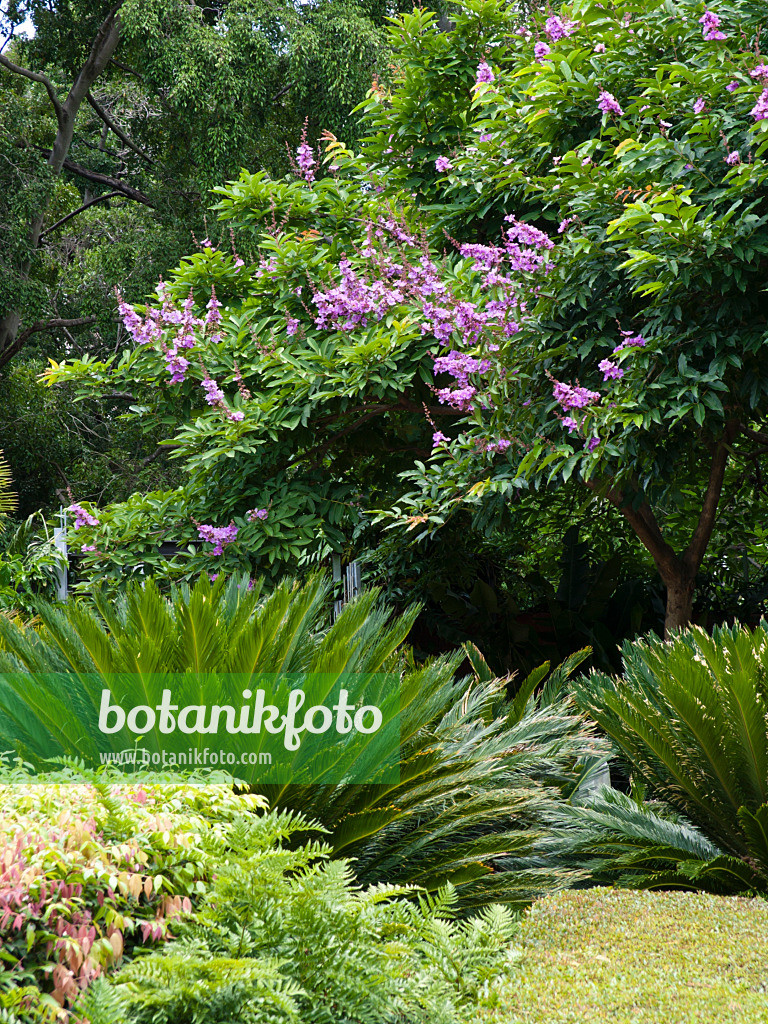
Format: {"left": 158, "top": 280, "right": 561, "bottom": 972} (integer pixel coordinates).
{"left": 53, "top": 506, "right": 68, "bottom": 601}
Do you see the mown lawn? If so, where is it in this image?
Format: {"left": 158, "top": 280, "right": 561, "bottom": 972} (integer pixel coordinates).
{"left": 488, "top": 888, "right": 768, "bottom": 1024}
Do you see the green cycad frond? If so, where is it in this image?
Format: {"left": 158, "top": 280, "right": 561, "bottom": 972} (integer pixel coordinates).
{"left": 572, "top": 622, "right": 768, "bottom": 894}
{"left": 0, "top": 450, "right": 17, "bottom": 531}
{"left": 268, "top": 651, "right": 608, "bottom": 908}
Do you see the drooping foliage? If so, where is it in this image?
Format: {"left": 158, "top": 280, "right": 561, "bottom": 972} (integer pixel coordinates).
{"left": 0, "top": 573, "right": 608, "bottom": 906}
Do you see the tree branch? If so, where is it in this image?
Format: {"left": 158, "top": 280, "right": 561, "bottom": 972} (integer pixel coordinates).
{"left": 36, "top": 150, "right": 154, "bottom": 206}
{"left": 740, "top": 424, "right": 768, "bottom": 448}
{"left": 16, "top": 317, "right": 98, "bottom": 347}
{"left": 39, "top": 191, "right": 123, "bottom": 239}
{"left": 0, "top": 53, "right": 64, "bottom": 126}
{"left": 86, "top": 92, "right": 154, "bottom": 164}
{"left": 683, "top": 421, "right": 740, "bottom": 572}
{"left": 585, "top": 477, "right": 681, "bottom": 580}
{"left": 65, "top": 3, "right": 125, "bottom": 114}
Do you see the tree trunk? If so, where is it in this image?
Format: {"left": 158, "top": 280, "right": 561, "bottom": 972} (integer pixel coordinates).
{"left": 661, "top": 569, "right": 696, "bottom": 635}
{"left": 588, "top": 422, "right": 739, "bottom": 640}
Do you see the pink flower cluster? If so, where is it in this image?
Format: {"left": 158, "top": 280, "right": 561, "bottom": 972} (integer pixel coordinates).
{"left": 544, "top": 15, "right": 576, "bottom": 42}
{"left": 202, "top": 378, "right": 225, "bottom": 405}
{"left": 68, "top": 502, "right": 99, "bottom": 529}
{"left": 552, "top": 381, "right": 601, "bottom": 410}
{"left": 197, "top": 522, "right": 238, "bottom": 555}
{"left": 534, "top": 41, "right": 551, "bottom": 61}
{"left": 750, "top": 89, "right": 768, "bottom": 122}
{"left": 598, "top": 89, "right": 623, "bottom": 116}
{"left": 296, "top": 143, "right": 315, "bottom": 184}
{"left": 699, "top": 9, "right": 726, "bottom": 41}
{"left": 246, "top": 508, "right": 268, "bottom": 521}
{"left": 475, "top": 61, "right": 494, "bottom": 84}
{"left": 435, "top": 156, "right": 453, "bottom": 172}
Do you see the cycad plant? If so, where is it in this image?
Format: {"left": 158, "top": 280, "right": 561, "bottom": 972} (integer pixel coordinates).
{"left": 0, "top": 573, "right": 607, "bottom": 907}
{"left": 570, "top": 623, "right": 768, "bottom": 894}
{"left": 267, "top": 644, "right": 608, "bottom": 908}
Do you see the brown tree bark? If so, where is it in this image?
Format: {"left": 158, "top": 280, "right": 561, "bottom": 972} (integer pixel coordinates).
{"left": 0, "top": 3, "right": 125, "bottom": 367}
{"left": 587, "top": 421, "right": 740, "bottom": 637}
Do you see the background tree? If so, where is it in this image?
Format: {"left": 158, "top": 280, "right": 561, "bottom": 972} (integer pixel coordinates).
{"left": 0, "top": 0, "right": 411, "bottom": 369}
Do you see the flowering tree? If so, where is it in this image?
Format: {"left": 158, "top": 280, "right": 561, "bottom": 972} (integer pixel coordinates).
{"left": 360, "top": 0, "right": 768, "bottom": 632}
{"left": 50, "top": 0, "right": 768, "bottom": 635}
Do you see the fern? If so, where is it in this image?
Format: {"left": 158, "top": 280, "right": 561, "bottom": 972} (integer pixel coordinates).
{"left": 89, "top": 808, "right": 521, "bottom": 1024}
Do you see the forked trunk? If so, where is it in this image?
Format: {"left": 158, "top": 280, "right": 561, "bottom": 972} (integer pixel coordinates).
{"left": 663, "top": 571, "right": 696, "bottom": 637}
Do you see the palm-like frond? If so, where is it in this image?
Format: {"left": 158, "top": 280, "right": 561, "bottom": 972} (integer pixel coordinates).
{"left": 571, "top": 623, "right": 768, "bottom": 893}
{"left": 0, "top": 574, "right": 608, "bottom": 908}
{"left": 0, "top": 450, "right": 17, "bottom": 530}
{"left": 268, "top": 643, "right": 608, "bottom": 908}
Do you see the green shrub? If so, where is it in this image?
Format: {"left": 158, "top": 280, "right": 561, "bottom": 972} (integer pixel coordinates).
{"left": 0, "top": 782, "right": 266, "bottom": 1011}
{"left": 77, "top": 809, "right": 520, "bottom": 1024}
{"left": 570, "top": 623, "right": 768, "bottom": 894}
{"left": 0, "top": 573, "right": 609, "bottom": 907}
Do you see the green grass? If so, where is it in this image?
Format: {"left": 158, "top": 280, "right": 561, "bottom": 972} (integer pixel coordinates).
{"left": 487, "top": 888, "right": 768, "bottom": 1024}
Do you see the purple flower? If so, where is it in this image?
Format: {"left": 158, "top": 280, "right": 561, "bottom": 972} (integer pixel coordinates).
{"left": 435, "top": 156, "right": 453, "bottom": 172}
{"left": 725, "top": 150, "right": 741, "bottom": 165}
{"left": 586, "top": 436, "right": 601, "bottom": 452}
{"left": 227, "top": 410, "right": 245, "bottom": 422}
{"left": 198, "top": 522, "right": 239, "bottom": 556}
{"left": 693, "top": 96, "right": 706, "bottom": 114}
{"left": 166, "top": 353, "right": 190, "bottom": 383}
{"left": 534, "top": 41, "right": 551, "bottom": 61}
{"left": 599, "top": 358, "right": 624, "bottom": 381}
{"left": 751, "top": 64, "right": 768, "bottom": 80}
{"left": 202, "top": 378, "right": 225, "bottom": 405}
{"left": 613, "top": 330, "right": 647, "bottom": 354}
{"left": 479, "top": 133, "right": 492, "bottom": 142}
{"left": 552, "top": 381, "right": 601, "bottom": 410}
{"left": 484, "top": 438, "right": 511, "bottom": 453}
{"left": 296, "top": 141, "right": 315, "bottom": 183}
{"left": 286, "top": 318, "right": 300, "bottom": 336}
{"left": 684, "top": 162, "right": 694, "bottom": 170}
{"left": 597, "top": 89, "right": 623, "bottom": 116}
{"left": 115, "top": 292, "right": 143, "bottom": 340}
{"left": 475, "top": 61, "right": 494, "bottom": 84}
{"left": 545, "top": 15, "right": 576, "bottom": 42}
{"left": 247, "top": 508, "right": 269, "bottom": 521}
{"left": 699, "top": 10, "right": 726, "bottom": 40}
{"left": 750, "top": 88, "right": 768, "bottom": 121}
{"left": 562, "top": 416, "right": 579, "bottom": 433}
{"left": 594, "top": 42, "right": 606, "bottom": 53}
{"left": 432, "top": 431, "right": 449, "bottom": 447}
{"left": 726, "top": 80, "right": 739, "bottom": 92}
{"left": 558, "top": 216, "right": 576, "bottom": 233}
{"left": 81, "top": 544, "right": 97, "bottom": 552}
{"left": 68, "top": 503, "right": 99, "bottom": 530}
{"left": 205, "top": 287, "right": 221, "bottom": 327}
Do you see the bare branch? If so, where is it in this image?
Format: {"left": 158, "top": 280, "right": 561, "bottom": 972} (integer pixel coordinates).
{"left": 683, "top": 421, "right": 741, "bottom": 572}
{"left": 65, "top": 3, "right": 125, "bottom": 114}
{"left": 16, "top": 317, "right": 98, "bottom": 346}
{"left": 0, "top": 52, "right": 64, "bottom": 126}
{"left": 36, "top": 149, "right": 154, "bottom": 206}
{"left": 39, "top": 191, "right": 123, "bottom": 239}
{"left": 86, "top": 92, "right": 154, "bottom": 164}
